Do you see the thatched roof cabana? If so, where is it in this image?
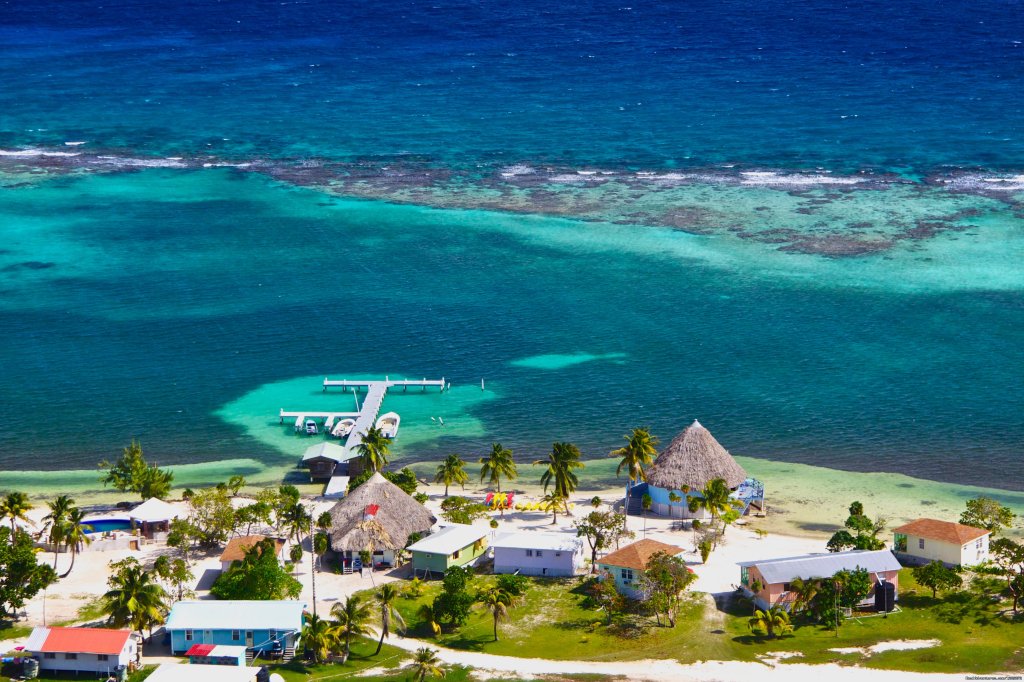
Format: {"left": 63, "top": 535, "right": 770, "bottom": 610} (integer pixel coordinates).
{"left": 327, "top": 472, "right": 436, "bottom": 553}
{"left": 645, "top": 420, "right": 747, "bottom": 491}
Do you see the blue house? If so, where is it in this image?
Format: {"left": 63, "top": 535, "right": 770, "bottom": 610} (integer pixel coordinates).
{"left": 165, "top": 600, "right": 305, "bottom": 659}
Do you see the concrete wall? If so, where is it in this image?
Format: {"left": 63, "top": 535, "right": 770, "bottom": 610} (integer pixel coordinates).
{"left": 34, "top": 643, "right": 135, "bottom": 674}
{"left": 170, "top": 628, "right": 297, "bottom": 655}
{"left": 493, "top": 545, "right": 581, "bottom": 577}
{"left": 896, "top": 533, "right": 988, "bottom": 567}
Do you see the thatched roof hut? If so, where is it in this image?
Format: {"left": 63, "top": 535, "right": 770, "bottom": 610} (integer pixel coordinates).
{"left": 646, "top": 420, "right": 747, "bottom": 491}
{"left": 327, "top": 472, "right": 436, "bottom": 553}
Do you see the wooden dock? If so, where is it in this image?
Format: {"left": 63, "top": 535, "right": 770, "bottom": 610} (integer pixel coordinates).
{"left": 282, "top": 376, "right": 446, "bottom": 496}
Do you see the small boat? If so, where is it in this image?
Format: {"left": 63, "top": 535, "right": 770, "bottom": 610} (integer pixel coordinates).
{"left": 331, "top": 418, "right": 356, "bottom": 438}
{"left": 304, "top": 419, "right": 319, "bottom": 435}
{"left": 376, "top": 412, "right": 400, "bottom": 438}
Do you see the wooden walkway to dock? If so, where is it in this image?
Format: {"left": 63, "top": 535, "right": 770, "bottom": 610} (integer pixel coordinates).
{"left": 282, "top": 376, "right": 446, "bottom": 496}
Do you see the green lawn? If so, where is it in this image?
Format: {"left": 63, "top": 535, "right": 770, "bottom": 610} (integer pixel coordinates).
{"left": 723, "top": 569, "right": 1024, "bottom": 674}
{"left": 357, "top": 569, "right": 1023, "bottom": 675}
{"left": 362, "top": 575, "right": 725, "bottom": 663}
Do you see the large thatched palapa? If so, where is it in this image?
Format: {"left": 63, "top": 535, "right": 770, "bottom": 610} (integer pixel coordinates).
{"left": 646, "top": 419, "right": 747, "bottom": 491}
{"left": 639, "top": 420, "right": 759, "bottom": 520}
{"left": 327, "top": 472, "right": 436, "bottom": 570}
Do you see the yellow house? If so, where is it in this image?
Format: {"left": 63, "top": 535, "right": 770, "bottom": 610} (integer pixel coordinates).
{"left": 892, "top": 518, "right": 990, "bottom": 568}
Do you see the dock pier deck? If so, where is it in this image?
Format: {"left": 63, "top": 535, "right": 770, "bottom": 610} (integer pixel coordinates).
{"left": 282, "top": 376, "right": 446, "bottom": 496}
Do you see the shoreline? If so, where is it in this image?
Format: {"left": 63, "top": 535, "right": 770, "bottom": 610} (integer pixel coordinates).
{"left": 4, "top": 452, "right": 1021, "bottom": 540}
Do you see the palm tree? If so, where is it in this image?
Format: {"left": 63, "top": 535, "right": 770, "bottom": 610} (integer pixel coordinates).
{"left": 534, "top": 442, "right": 584, "bottom": 512}
{"left": 748, "top": 607, "right": 792, "bottom": 639}
{"left": 1, "top": 491, "right": 34, "bottom": 541}
{"left": 641, "top": 493, "right": 652, "bottom": 538}
{"left": 281, "top": 501, "right": 311, "bottom": 546}
{"left": 311, "top": 531, "right": 329, "bottom": 616}
{"left": 434, "top": 454, "right": 469, "bottom": 497}
{"left": 43, "top": 495, "right": 75, "bottom": 568}
{"left": 688, "top": 478, "right": 737, "bottom": 546}
{"left": 102, "top": 563, "right": 168, "bottom": 638}
{"left": 609, "top": 427, "right": 658, "bottom": 493}
{"left": 61, "top": 509, "right": 93, "bottom": 578}
{"left": 479, "top": 587, "right": 512, "bottom": 641}
{"left": 540, "top": 492, "right": 565, "bottom": 525}
{"left": 373, "top": 583, "right": 406, "bottom": 655}
{"left": 788, "top": 577, "right": 821, "bottom": 614}
{"left": 479, "top": 443, "right": 516, "bottom": 492}
{"left": 301, "top": 614, "right": 339, "bottom": 663}
{"left": 357, "top": 426, "right": 390, "bottom": 473}
{"left": 409, "top": 647, "right": 445, "bottom": 682}
{"left": 417, "top": 604, "right": 441, "bottom": 637}
{"left": 331, "top": 594, "right": 374, "bottom": 661}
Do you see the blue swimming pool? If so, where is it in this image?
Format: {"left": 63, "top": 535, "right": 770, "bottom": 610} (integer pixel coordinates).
{"left": 81, "top": 518, "right": 132, "bottom": 534}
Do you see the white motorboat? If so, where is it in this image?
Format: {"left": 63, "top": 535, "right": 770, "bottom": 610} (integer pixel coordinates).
{"left": 376, "top": 412, "right": 400, "bottom": 438}
{"left": 304, "top": 419, "right": 319, "bottom": 435}
{"left": 332, "top": 418, "right": 356, "bottom": 438}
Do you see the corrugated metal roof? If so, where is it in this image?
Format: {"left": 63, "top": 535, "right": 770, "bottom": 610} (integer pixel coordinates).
{"left": 492, "top": 531, "right": 582, "bottom": 552}
{"left": 27, "top": 627, "right": 133, "bottom": 655}
{"left": 147, "top": 663, "right": 256, "bottom": 682}
{"left": 407, "top": 524, "right": 489, "bottom": 555}
{"left": 301, "top": 442, "right": 357, "bottom": 463}
{"left": 741, "top": 549, "right": 901, "bottom": 585}
{"left": 165, "top": 600, "right": 305, "bottom": 632}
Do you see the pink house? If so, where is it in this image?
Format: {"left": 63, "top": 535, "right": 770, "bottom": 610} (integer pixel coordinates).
{"left": 739, "top": 549, "right": 901, "bottom": 611}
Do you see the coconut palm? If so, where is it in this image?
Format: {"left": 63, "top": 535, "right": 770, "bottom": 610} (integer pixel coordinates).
{"left": 311, "top": 531, "right": 329, "bottom": 616}
{"left": 539, "top": 492, "right": 565, "bottom": 525}
{"left": 534, "top": 442, "right": 584, "bottom": 511}
{"left": 788, "top": 577, "right": 821, "bottom": 614}
{"left": 478, "top": 587, "right": 513, "bottom": 641}
{"left": 373, "top": 582, "right": 406, "bottom": 655}
{"left": 43, "top": 495, "right": 75, "bottom": 568}
{"left": 409, "top": 647, "right": 445, "bottom": 682}
{"left": 281, "top": 501, "right": 312, "bottom": 545}
{"left": 102, "top": 562, "right": 168, "bottom": 637}
{"left": 479, "top": 443, "right": 516, "bottom": 492}
{"left": 748, "top": 607, "right": 792, "bottom": 639}
{"left": 331, "top": 594, "right": 374, "bottom": 661}
{"left": 357, "top": 426, "right": 390, "bottom": 473}
{"left": 688, "top": 478, "right": 739, "bottom": 545}
{"left": 301, "top": 614, "right": 339, "bottom": 663}
{"left": 434, "top": 454, "right": 469, "bottom": 497}
{"left": 60, "top": 508, "right": 93, "bottom": 578}
{"left": 417, "top": 603, "right": 441, "bottom": 636}
{"left": 609, "top": 427, "right": 658, "bottom": 490}
{"left": 1, "top": 491, "right": 34, "bottom": 541}
{"left": 641, "top": 493, "right": 653, "bottom": 538}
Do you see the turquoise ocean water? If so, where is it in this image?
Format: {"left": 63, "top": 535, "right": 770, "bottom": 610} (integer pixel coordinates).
{"left": 0, "top": 0, "right": 1022, "bottom": 493}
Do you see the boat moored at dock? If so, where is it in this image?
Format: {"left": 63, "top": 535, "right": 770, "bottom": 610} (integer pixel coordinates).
{"left": 376, "top": 411, "right": 400, "bottom": 438}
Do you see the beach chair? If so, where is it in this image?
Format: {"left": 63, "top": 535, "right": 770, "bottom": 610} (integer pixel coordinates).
{"left": 485, "top": 492, "right": 494, "bottom": 505}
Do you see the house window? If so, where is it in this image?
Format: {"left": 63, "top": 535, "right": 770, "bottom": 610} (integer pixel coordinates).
{"left": 65, "top": 653, "right": 78, "bottom": 660}
{"left": 620, "top": 568, "right": 633, "bottom": 582}
{"left": 269, "top": 630, "right": 277, "bottom": 640}
{"left": 740, "top": 567, "right": 749, "bottom": 585}
{"left": 555, "top": 552, "right": 562, "bottom": 557}
{"left": 452, "top": 550, "right": 461, "bottom": 560}
{"left": 232, "top": 630, "right": 241, "bottom": 641}
{"left": 783, "top": 583, "right": 791, "bottom": 592}
{"left": 43, "top": 653, "right": 55, "bottom": 660}
{"left": 536, "top": 550, "right": 543, "bottom": 558}
{"left": 184, "top": 630, "right": 194, "bottom": 641}
{"left": 976, "top": 539, "right": 984, "bottom": 550}
{"left": 919, "top": 538, "right": 925, "bottom": 550}
{"left": 526, "top": 549, "right": 533, "bottom": 557}
{"left": 97, "top": 654, "right": 109, "bottom": 662}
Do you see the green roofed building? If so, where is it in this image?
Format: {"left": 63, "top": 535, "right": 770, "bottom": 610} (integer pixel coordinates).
{"left": 407, "top": 523, "right": 490, "bottom": 576}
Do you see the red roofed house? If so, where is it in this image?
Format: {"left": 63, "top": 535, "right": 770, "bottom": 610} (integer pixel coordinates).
{"left": 25, "top": 626, "right": 139, "bottom": 676}
{"left": 595, "top": 538, "right": 689, "bottom": 599}
{"left": 893, "top": 518, "right": 991, "bottom": 568}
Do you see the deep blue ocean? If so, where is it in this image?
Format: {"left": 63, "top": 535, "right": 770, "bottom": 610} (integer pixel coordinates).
{"left": 1, "top": 0, "right": 1022, "bottom": 492}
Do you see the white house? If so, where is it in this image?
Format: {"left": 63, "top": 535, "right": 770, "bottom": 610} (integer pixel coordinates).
{"left": 25, "top": 626, "right": 138, "bottom": 676}
{"left": 893, "top": 518, "right": 991, "bottom": 567}
{"left": 147, "top": 663, "right": 259, "bottom": 682}
{"left": 492, "top": 531, "right": 584, "bottom": 577}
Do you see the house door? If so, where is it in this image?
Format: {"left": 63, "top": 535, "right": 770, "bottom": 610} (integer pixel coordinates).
{"left": 245, "top": 631, "right": 254, "bottom": 647}
{"left": 203, "top": 630, "right": 213, "bottom": 644}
